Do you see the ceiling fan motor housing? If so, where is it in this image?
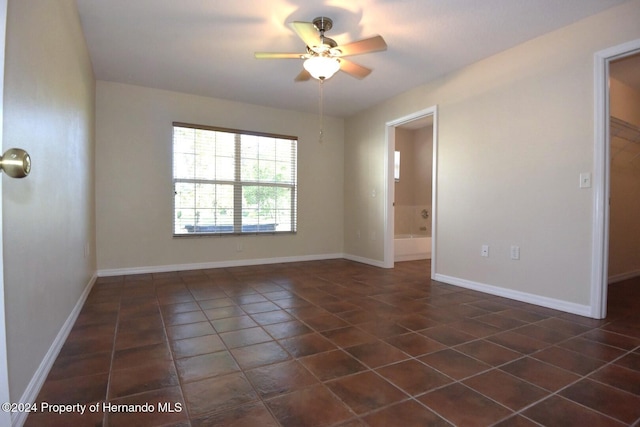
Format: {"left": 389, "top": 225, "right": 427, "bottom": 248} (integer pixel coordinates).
{"left": 311, "top": 17, "right": 337, "bottom": 51}
{"left": 312, "top": 17, "right": 333, "bottom": 33}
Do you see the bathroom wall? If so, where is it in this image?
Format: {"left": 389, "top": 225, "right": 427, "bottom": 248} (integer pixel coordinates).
{"left": 608, "top": 75, "right": 640, "bottom": 282}
{"left": 394, "top": 125, "right": 433, "bottom": 235}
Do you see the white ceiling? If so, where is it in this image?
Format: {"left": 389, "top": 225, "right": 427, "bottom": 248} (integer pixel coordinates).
{"left": 75, "top": 0, "right": 632, "bottom": 118}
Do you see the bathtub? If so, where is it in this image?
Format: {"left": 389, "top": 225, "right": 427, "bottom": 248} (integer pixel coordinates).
{"left": 394, "top": 234, "right": 431, "bottom": 262}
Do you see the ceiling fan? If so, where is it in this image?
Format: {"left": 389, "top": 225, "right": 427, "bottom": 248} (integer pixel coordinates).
{"left": 255, "top": 17, "right": 387, "bottom": 81}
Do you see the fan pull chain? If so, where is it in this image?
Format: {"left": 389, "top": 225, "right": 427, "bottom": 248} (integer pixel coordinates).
{"left": 318, "top": 78, "right": 324, "bottom": 143}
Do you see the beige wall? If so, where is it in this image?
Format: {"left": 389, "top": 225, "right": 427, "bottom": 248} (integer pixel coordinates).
{"left": 413, "top": 125, "right": 433, "bottom": 207}
{"left": 345, "top": 0, "right": 640, "bottom": 307}
{"left": 394, "top": 126, "right": 432, "bottom": 235}
{"left": 609, "top": 77, "right": 640, "bottom": 280}
{"left": 3, "top": 0, "right": 95, "bottom": 401}
{"left": 95, "top": 81, "right": 344, "bottom": 272}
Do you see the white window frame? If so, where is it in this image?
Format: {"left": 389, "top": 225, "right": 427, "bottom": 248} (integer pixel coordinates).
{"left": 172, "top": 122, "right": 297, "bottom": 236}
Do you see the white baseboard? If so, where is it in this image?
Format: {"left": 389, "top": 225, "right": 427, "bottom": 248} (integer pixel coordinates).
{"left": 342, "top": 253, "right": 388, "bottom": 268}
{"left": 394, "top": 253, "right": 432, "bottom": 262}
{"left": 608, "top": 269, "right": 640, "bottom": 284}
{"left": 434, "top": 273, "right": 592, "bottom": 318}
{"left": 97, "top": 253, "right": 346, "bottom": 277}
{"left": 13, "top": 273, "right": 97, "bottom": 427}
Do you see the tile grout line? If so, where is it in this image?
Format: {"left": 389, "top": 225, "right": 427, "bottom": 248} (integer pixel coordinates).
{"left": 496, "top": 341, "right": 640, "bottom": 425}
{"left": 102, "top": 277, "right": 125, "bottom": 427}
{"left": 159, "top": 273, "right": 197, "bottom": 425}
{"left": 29, "top": 261, "right": 640, "bottom": 427}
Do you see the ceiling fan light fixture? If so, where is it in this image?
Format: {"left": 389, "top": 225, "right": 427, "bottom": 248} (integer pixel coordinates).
{"left": 303, "top": 56, "right": 340, "bottom": 80}
{"left": 311, "top": 44, "right": 331, "bottom": 54}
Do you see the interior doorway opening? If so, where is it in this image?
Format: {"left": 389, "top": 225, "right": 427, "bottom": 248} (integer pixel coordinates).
{"left": 592, "top": 39, "right": 640, "bottom": 319}
{"left": 384, "top": 106, "right": 438, "bottom": 276}
{"left": 606, "top": 52, "right": 640, "bottom": 322}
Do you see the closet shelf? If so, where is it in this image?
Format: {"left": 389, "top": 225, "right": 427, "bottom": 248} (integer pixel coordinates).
{"left": 611, "top": 116, "right": 640, "bottom": 144}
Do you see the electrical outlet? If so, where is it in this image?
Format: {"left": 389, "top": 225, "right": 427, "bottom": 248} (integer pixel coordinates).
{"left": 510, "top": 245, "right": 520, "bottom": 260}
{"left": 481, "top": 245, "right": 489, "bottom": 257}
{"left": 236, "top": 241, "right": 243, "bottom": 252}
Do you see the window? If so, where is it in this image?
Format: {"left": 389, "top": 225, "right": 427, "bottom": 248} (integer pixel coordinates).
{"left": 172, "top": 123, "right": 297, "bottom": 236}
{"left": 394, "top": 150, "right": 401, "bottom": 181}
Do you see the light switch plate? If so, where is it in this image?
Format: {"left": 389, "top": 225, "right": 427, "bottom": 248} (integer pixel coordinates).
{"left": 580, "top": 172, "right": 592, "bottom": 189}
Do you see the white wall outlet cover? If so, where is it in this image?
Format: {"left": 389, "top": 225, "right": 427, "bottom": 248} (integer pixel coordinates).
{"left": 481, "top": 245, "right": 489, "bottom": 257}
{"left": 510, "top": 245, "right": 520, "bottom": 260}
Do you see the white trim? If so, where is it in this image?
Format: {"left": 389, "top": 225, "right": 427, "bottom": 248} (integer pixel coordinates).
{"left": 0, "top": 1, "right": 10, "bottom": 425}
{"left": 435, "top": 274, "right": 591, "bottom": 317}
{"left": 394, "top": 254, "right": 431, "bottom": 262}
{"left": 383, "top": 123, "right": 394, "bottom": 268}
{"left": 608, "top": 269, "right": 640, "bottom": 285}
{"left": 384, "top": 106, "right": 438, "bottom": 273}
{"left": 98, "top": 253, "right": 345, "bottom": 277}
{"left": 343, "top": 253, "right": 387, "bottom": 268}
{"left": 12, "top": 274, "right": 97, "bottom": 427}
{"left": 430, "top": 109, "right": 439, "bottom": 281}
{"left": 592, "top": 38, "right": 640, "bottom": 319}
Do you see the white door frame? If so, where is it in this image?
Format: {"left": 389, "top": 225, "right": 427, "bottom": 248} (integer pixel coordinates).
{"left": 0, "top": 0, "right": 12, "bottom": 424}
{"left": 591, "top": 38, "right": 640, "bottom": 319}
{"left": 384, "top": 105, "right": 438, "bottom": 275}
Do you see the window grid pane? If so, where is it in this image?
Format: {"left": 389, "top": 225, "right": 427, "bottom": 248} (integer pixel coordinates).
{"left": 173, "top": 124, "right": 297, "bottom": 236}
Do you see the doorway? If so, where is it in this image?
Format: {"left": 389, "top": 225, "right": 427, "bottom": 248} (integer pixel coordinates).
{"left": 592, "top": 39, "right": 640, "bottom": 319}
{"left": 384, "top": 106, "right": 438, "bottom": 275}
{"left": 607, "top": 52, "right": 640, "bottom": 320}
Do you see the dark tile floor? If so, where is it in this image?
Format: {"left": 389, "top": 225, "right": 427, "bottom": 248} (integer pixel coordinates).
{"left": 25, "top": 259, "right": 640, "bottom": 426}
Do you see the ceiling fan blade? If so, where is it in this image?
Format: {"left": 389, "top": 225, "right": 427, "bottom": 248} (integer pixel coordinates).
{"left": 336, "top": 35, "right": 387, "bottom": 57}
{"left": 255, "top": 52, "right": 303, "bottom": 59}
{"left": 339, "top": 58, "right": 372, "bottom": 79}
{"left": 289, "top": 21, "right": 321, "bottom": 48}
{"left": 294, "top": 69, "right": 311, "bottom": 82}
